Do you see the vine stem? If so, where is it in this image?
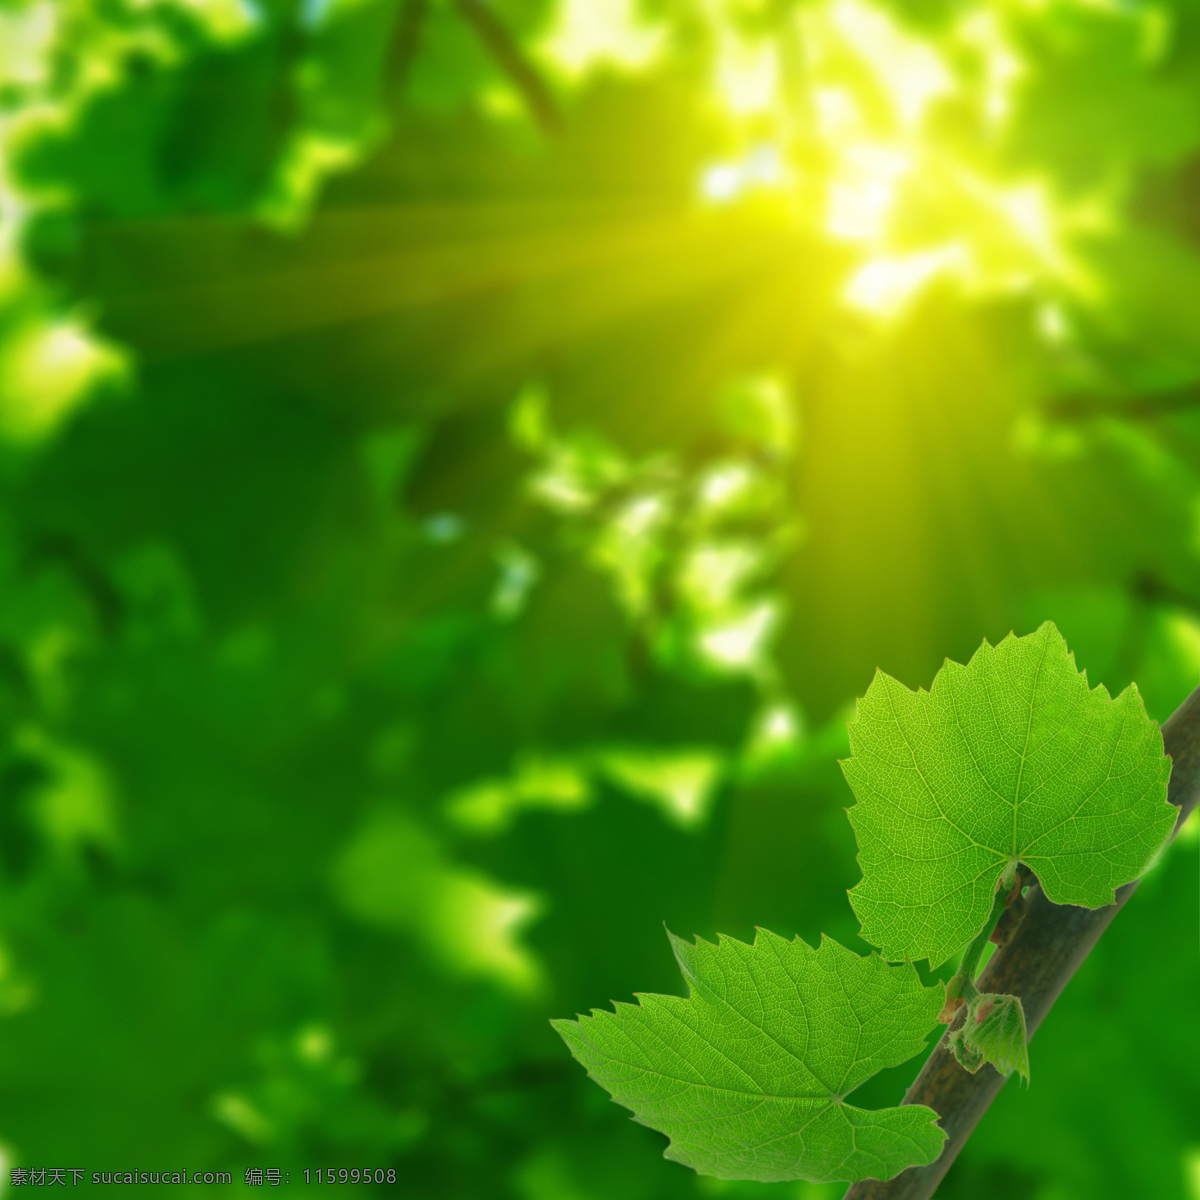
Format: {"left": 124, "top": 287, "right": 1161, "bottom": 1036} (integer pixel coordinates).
{"left": 452, "top": 0, "right": 564, "bottom": 135}
{"left": 842, "top": 683, "right": 1200, "bottom": 1200}
{"left": 951, "top": 879, "right": 1011, "bottom": 1005}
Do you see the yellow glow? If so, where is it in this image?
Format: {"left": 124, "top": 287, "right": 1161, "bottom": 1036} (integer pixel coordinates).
{"left": 0, "top": 234, "right": 25, "bottom": 304}
{"left": 718, "top": 373, "right": 796, "bottom": 452}
{"left": 697, "top": 599, "right": 779, "bottom": 673}
{"left": 826, "top": 177, "right": 895, "bottom": 242}
{"left": 844, "top": 245, "right": 965, "bottom": 315}
{"left": 702, "top": 163, "right": 741, "bottom": 203}
{"left": 697, "top": 464, "right": 754, "bottom": 510}
{"left": 996, "top": 183, "right": 1058, "bottom": 262}
{"left": 701, "top": 145, "right": 786, "bottom": 205}
{"left": 538, "top": 0, "right": 667, "bottom": 81}
{"left": 617, "top": 493, "right": 667, "bottom": 538}
{"left": 591, "top": 491, "right": 670, "bottom": 616}
{"left": 762, "top": 704, "right": 798, "bottom": 741}
{"left": 714, "top": 34, "right": 779, "bottom": 116}
{"left": 0, "top": 1, "right": 56, "bottom": 88}
{"left": 688, "top": 0, "right": 1104, "bottom": 321}
{"left": 826, "top": 145, "right": 911, "bottom": 242}
{"left": 529, "top": 466, "right": 595, "bottom": 513}
{"left": 813, "top": 85, "right": 860, "bottom": 140}
{"left": 0, "top": 315, "right": 128, "bottom": 444}
{"left": 741, "top": 701, "right": 805, "bottom": 775}
{"left": 480, "top": 84, "right": 523, "bottom": 121}
{"left": 954, "top": 10, "right": 1026, "bottom": 126}
{"left": 1036, "top": 302, "right": 1069, "bottom": 344}
{"left": 825, "top": 0, "right": 956, "bottom": 130}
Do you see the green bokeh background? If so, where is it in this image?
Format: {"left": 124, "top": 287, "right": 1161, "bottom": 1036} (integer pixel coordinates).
{"left": 0, "top": 1, "right": 1198, "bottom": 1196}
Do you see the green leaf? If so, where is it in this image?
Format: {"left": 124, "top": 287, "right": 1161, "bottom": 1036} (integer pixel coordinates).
{"left": 551, "top": 929, "right": 947, "bottom": 1184}
{"left": 842, "top": 621, "right": 1176, "bottom": 968}
{"left": 949, "top": 993, "right": 1031, "bottom": 1084}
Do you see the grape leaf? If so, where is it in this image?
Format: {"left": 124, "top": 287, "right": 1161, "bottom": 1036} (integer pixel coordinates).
{"left": 551, "top": 929, "right": 947, "bottom": 1183}
{"left": 842, "top": 621, "right": 1176, "bottom": 968}
{"left": 949, "top": 993, "right": 1030, "bottom": 1084}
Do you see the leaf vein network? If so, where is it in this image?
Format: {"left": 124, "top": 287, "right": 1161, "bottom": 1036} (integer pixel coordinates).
{"left": 880, "top": 680, "right": 991, "bottom": 852}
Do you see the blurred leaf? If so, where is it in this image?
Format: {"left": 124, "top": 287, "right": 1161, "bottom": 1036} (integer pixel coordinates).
{"left": 331, "top": 810, "right": 545, "bottom": 992}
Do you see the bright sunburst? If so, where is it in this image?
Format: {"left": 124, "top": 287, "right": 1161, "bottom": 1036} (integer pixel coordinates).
{"left": 695, "top": 0, "right": 1116, "bottom": 318}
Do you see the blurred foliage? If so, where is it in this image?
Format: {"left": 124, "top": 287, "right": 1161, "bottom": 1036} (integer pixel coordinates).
{"left": 0, "top": 0, "right": 1199, "bottom": 1196}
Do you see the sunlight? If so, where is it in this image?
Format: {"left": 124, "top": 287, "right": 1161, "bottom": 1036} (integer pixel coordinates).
{"left": 701, "top": 144, "right": 786, "bottom": 205}
{"left": 825, "top": 0, "right": 955, "bottom": 130}
{"left": 538, "top": 0, "right": 666, "bottom": 81}
{"left": 762, "top": 704, "right": 798, "bottom": 741}
{"left": 956, "top": 10, "right": 1026, "bottom": 125}
{"left": 437, "top": 882, "right": 544, "bottom": 994}
{"left": 826, "top": 145, "right": 911, "bottom": 242}
{"left": 697, "top": 463, "right": 754, "bottom": 510}
{"left": 1036, "top": 302, "right": 1070, "bottom": 345}
{"left": 843, "top": 245, "right": 966, "bottom": 315}
{"left": 741, "top": 701, "right": 805, "bottom": 776}
{"left": 679, "top": 540, "right": 760, "bottom": 612}
{"left": 751, "top": 702, "right": 801, "bottom": 752}
{"left": 714, "top": 33, "right": 780, "bottom": 116}
{"left": 0, "top": 315, "right": 128, "bottom": 444}
{"left": 598, "top": 747, "right": 724, "bottom": 829}
{"left": 995, "top": 183, "right": 1060, "bottom": 264}
{"left": 689, "top": 0, "right": 1102, "bottom": 321}
{"left": 592, "top": 492, "right": 670, "bottom": 617}
{"left": 0, "top": 0, "right": 55, "bottom": 88}
{"left": 697, "top": 599, "right": 779, "bottom": 674}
